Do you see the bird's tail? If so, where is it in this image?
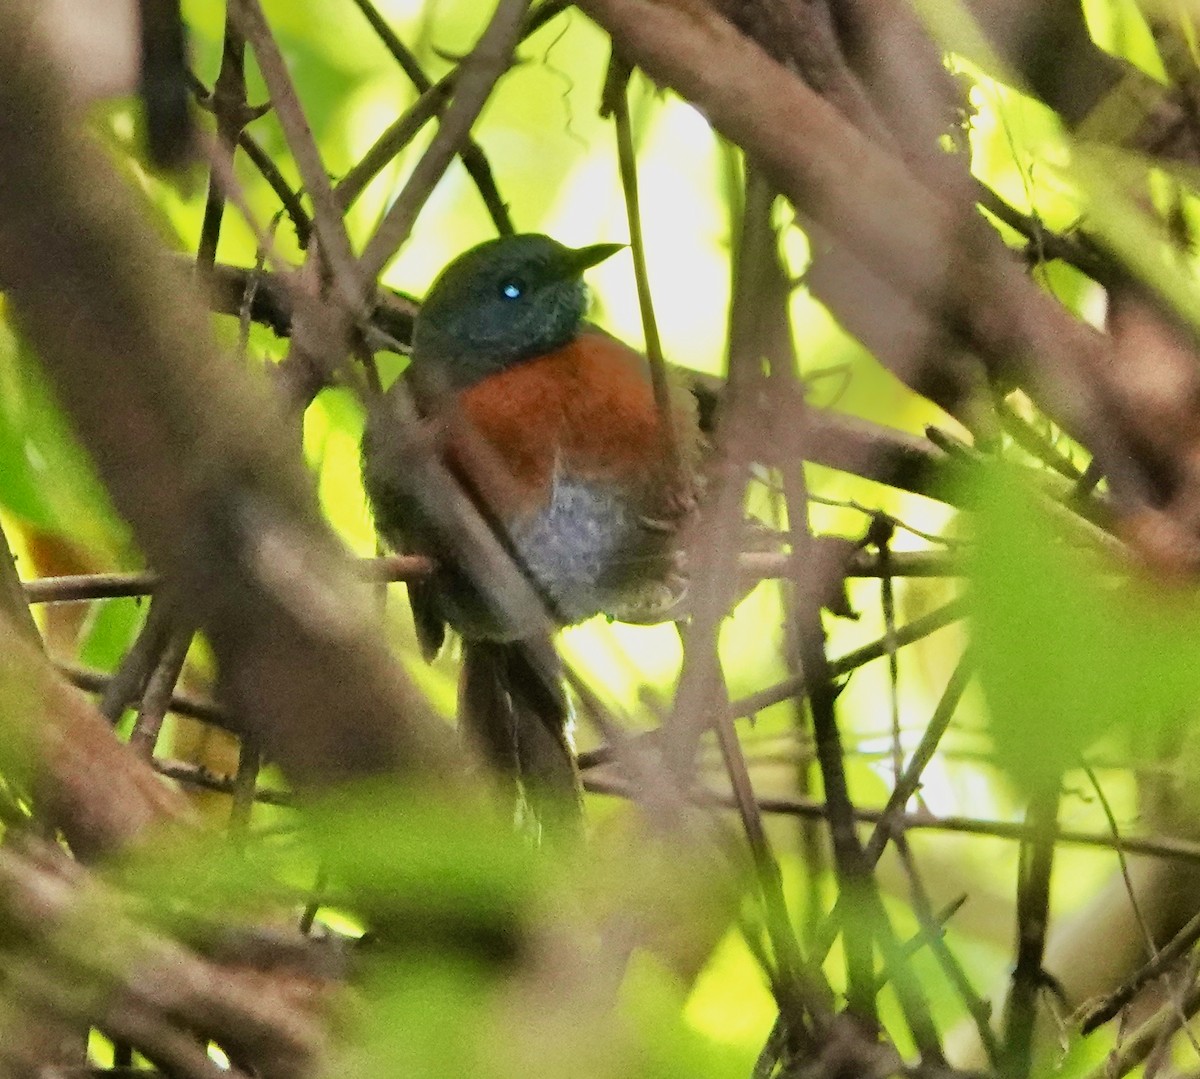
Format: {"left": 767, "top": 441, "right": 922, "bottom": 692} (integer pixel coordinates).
{"left": 459, "top": 638, "right": 583, "bottom": 844}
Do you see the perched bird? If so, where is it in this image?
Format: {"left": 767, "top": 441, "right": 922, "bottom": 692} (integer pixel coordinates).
{"left": 362, "top": 233, "right": 700, "bottom": 837}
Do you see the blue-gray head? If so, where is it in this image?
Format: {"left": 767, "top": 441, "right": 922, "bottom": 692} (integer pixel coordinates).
{"left": 411, "top": 234, "right": 624, "bottom": 388}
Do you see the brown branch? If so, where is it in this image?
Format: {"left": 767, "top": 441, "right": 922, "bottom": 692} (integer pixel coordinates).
{"left": 0, "top": 5, "right": 458, "bottom": 788}
{"left": 19, "top": 548, "right": 961, "bottom": 606}
{"left": 731, "top": 596, "right": 968, "bottom": 719}
{"left": 583, "top": 775, "right": 1200, "bottom": 865}
{"left": 128, "top": 626, "right": 193, "bottom": 759}
{"left": 98, "top": 590, "right": 179, "bottom": 723}
{"left": 334, "top": 0, "right": 570, "bottom": 213}
{"left": 333, "top": 79, "right": 453, "bottom": 212}
{"left": 0, "top": 612, "right": 193, "bottom": 861}
{"left": 357, "top": 0, "right": 532, "bottom": 281}
{"left": 569, "top": 0, "right": 1156, "bottom": 516}
{"left": 346, "top": 0, "right": 514, "bottom": 235}
{"left": 229, "top": 0, "right": 365, "bottom": 310}
{"left": 864, "top": 649, "right": 974, "bottom": 865}
{"left": 195, "top": 19, "right": 249, "bottom": 269}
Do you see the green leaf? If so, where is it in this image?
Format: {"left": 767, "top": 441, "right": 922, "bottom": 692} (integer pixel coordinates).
{"left": 970, "top": 469, "right": 1200, "bottom": 791}
{"left": 0, "top": 319, "right": 127, "bottom": 559}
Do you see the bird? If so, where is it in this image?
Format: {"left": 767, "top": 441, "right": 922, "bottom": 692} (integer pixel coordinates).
{"left": 362, "top": 233, "right": 701, "bottom": 840}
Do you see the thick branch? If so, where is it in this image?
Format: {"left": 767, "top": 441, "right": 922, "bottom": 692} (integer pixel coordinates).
{"left": 0, "top": 6, "right": 457, "bottom": 790}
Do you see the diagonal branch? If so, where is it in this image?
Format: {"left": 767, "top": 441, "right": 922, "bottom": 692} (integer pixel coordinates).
{"left": 357, "top": 0, "right": 531, "bottom": 281}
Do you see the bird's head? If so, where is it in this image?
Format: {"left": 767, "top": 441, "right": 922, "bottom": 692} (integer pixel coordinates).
{"left": 412, "top": 233, "right": 624, "bottom": 387}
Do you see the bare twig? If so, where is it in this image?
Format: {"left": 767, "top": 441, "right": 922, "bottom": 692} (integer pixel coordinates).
{"left": 128, "top": 626, "right": 194, "bottom": 759}
{"left": 357, "top": 0, "right": 532, "bottom": 281}
{"left": 99, "top": 591, "right": 180, "bottom": 723}
{"left": 731, "top": 597, "right": 968, "bottom": 719}
{"left": 710, "top": 644, "right": 831, "bottom": 1042}
{"left": 346, "top": 0, "right": 514, "bottom": 235}
{"left": 1081, "top": 905, "right": 1200, "bottom": 1033}
{"left": 603, "top": 57, "right": 683, "bottom": 490}
{"left": 1002, "top": 780, "right": 1063, "bottom": 1079}
{"left": 582, "top": 775, "right": 1200, "bottom": 865}
{"left": 196, "top": 19, "right": 249, "bottom": 268}
{"left": 335, "top": 0, "right": 571, "bottom": 212}
{"left": 894, "top": 837, "right": 1001, "bottom": 1068}
{"left": 229, "top": 0, "right": 365, "bottom": 309}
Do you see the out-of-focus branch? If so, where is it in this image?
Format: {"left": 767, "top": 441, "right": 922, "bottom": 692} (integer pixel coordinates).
{"left": 0, "top": 611, "right": 192, "bottom": 861}
{"left": 0, "top": 519, "right": 41, "bottom": 647}
{"left": 948, "top": 1, "right": 1198, "bottom": 166}
{"left": 571, "top": 0, "right": 1200, "bottom": 550}
{"left": 0, "top": 5, "right": 457, "bottom": 789}
{"left": 0, "top": 838, "right": 335, "bottom": 1079}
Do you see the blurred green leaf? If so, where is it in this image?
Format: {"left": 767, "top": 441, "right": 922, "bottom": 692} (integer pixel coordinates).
{"left": 0, "top": 320, "right": 127, "bottom": 559}
{"left": 76, "top": 596, "right": 146, "bottom": 669}
{"left": 971, "top": 469, "right": 1200, "bottom": 790}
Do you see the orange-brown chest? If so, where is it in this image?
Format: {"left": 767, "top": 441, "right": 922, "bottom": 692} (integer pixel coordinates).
{"left": 450, "top": 333, "right": 685, "bottom": 519}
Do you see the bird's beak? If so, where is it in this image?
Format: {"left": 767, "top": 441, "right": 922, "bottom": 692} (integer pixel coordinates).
{"left": 561, "top": 241, "right": 625, "bottom": 277}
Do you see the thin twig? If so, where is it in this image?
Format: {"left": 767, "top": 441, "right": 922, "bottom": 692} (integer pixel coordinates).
{"left": 334, "top": 0, "right": 571, "bottom": 213}
{"left": 127, "top": 627, "right": 193, "bottom": 759}
{"left": 189, "top": 70, "right": 312, "bottom": 244}
{"left": 864, "top": 650, "right": 974, "bottom": 865}
{"left": 1081, "top": 902, "right": 1200, "bottom": 1032}
{"left": 604, "top": 57, "right": 683, "bottom": 490}
{"left": 1001, "top": 780, "right": 1062, "bottom": 1079}
{"left": 98, "top": 592, "right": 179, "bottom": 723}
{"left": 61, "top": 661, "right": 238, "bottom": 735}
{"left": 357, "top": 0, "right": 532, "bottom": 282}
{"left": 731, "top": 596, "right": 968, "bottom": 719}
{"left": 581, "top": 776, "right": 1200, "bottom": 864}
{"left": 710, "top": 645, "right": 831, "bottom": 1043}
{"left": 345, "top": 0, "right": 514, "bottom": 235}
{"left": 1081, "top": 973, "right": 1200, "bottom": 1079}
{"left": 995, "top": 396, "right": 1085, "bottom": 483}
{"left": 196, "top": 19, "right": 248, "bottom": 268}
{"left": 230, "top": 737, "right": 262, "bottom": 839}
{"left": 974, "top": 179, "right": 1113, "bottom": 284}
{"left": 1083, "top": 765, "right": 1200, "bottom": 1059}
{"left": 153, "top": 757, "right": 291, "bottom": 806}
{"left": 21, "top": 550, "right": 963, "bottom": 606}
{"left": 229, "top": 0, "right": 365, "bottom": 308}
{"left": 893, "top": 837, "right": 1001, "bottom": 1068}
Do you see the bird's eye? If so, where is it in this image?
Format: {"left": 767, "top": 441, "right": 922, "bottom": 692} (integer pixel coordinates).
{"left": 499, "top": 278, "right": 524, "bottom": 300}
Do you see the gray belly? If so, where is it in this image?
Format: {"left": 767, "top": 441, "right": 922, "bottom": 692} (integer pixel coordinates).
{"left": 436, "top": 473, "right": 682, "bottom": 639}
